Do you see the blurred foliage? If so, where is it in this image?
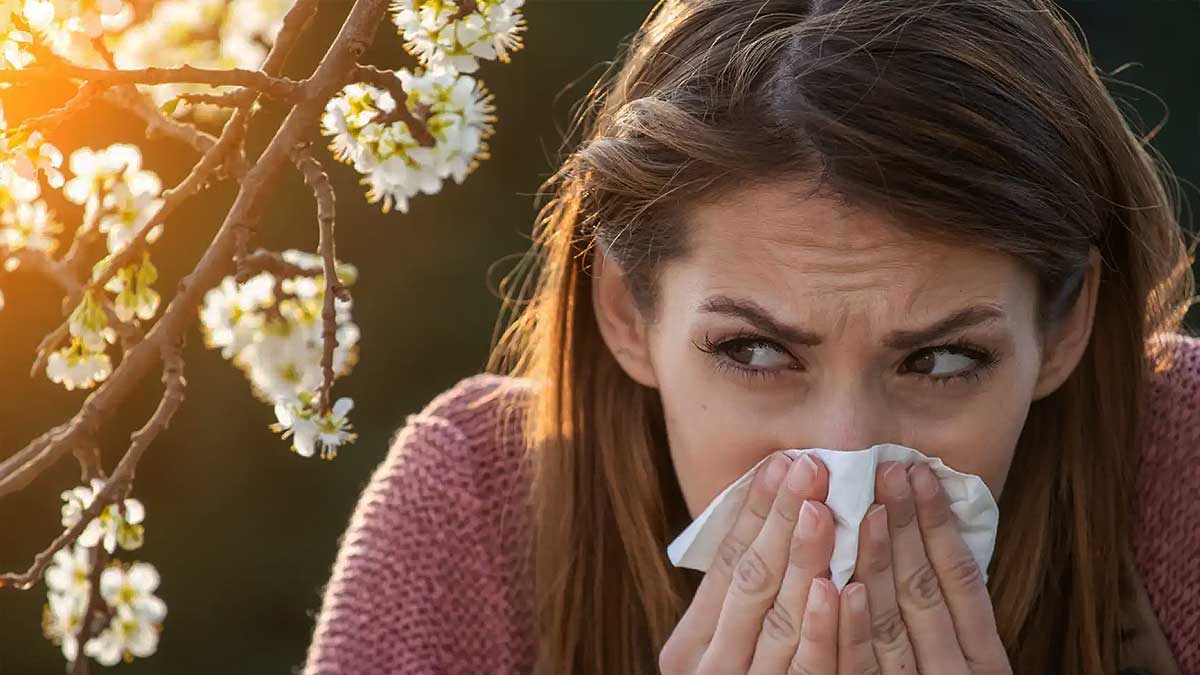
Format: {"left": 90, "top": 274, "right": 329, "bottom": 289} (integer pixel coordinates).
{"left": 0, "top": 1, "right": 1195, "bottom": 673}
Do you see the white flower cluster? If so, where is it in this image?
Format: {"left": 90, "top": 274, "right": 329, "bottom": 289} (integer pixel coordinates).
{"left": 65, "top": 143, "right": 164, "bottom": 256}
{"left": 391, "top": 0, "right": 526, "bottom": 74}
{"left": 199, "top": 249, "right": 361, "bottom": 458}
{"left": 320, "top": 69, "right": 497, "bottom": 214}
{"left": 24, "top": 0, "right": 133, "bottom": 65}
{"left": 40, "top": 143, "right": 164, "bottom": 390}
{"left": 0, "top": 94, "right": 66, "bottom": 309}
{"left": 0, "top": 0, "right": 50, "bottom": 71}
{"left": 320, "top": 0, "right": 523, "bottom": 214}
{"left": 109, "top": 0, "right": 294, "bottom": 117}
{"left": 44, "top": 480, "right": 165, "bottom": 666}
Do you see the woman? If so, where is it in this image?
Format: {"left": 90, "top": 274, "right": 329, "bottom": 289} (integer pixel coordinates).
{"left": 302, "top": 0, "right": 1199, "bottom": 673}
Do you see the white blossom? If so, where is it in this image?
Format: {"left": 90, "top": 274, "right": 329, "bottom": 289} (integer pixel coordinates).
{"left": 272, "top": 396, "right": 356, "bottom": 459}
{"left": 391, "top": 0, "right": 526, "bottom": 74}
{"left": 99, "top": 562, "right": 166, "bottom": 623}
{"left": 45, "top": 543, "right": 93, "bottom": 600}
{"left": 84, "top": 602, "right": 161, "bottom": 665}
{"left": 0, "top": 198, "right": 62, "bottom": 257}
{"left": 99, "top": 251, "right": 160, "bottom": 322}
{"left": 60, "top": 478, "right": 146, "bottom": 553}
{"left": 64, "top": 144, "right": 164, "bottom": 255}
{"left": 46, "top": 338, "right": 113, "bottom": 390}
{"left": 41, "top": 587, "right": 87, "bottom": 662}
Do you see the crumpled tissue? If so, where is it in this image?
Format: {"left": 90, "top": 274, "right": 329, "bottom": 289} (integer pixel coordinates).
{"left": 666, "top": 443, "right": 1000, "bottom": 590}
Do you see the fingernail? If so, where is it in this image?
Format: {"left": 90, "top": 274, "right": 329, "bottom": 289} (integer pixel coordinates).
{"left": 762, "top": 454, "right": 788, "bottom": 491}
{"left": 787, "top": 454, "right": 818, "bottom": 492}
{"left": 798, "top": 500, "right": 819, "bottom": 532}
{"left": 808, "top": 578, "right": 830, "bottom": 612}
{"left": 866, "top": 503, "right": 887, "bottom": 540}
{"left": 883, "top": 463, "right": 909, "bottom": 497}
{"left": 846, "top": 582, "right": 867, "bottom": 614}
{"left": 846, "top": 583, "right": 870, "bottom": 642}
{"left": 910, "top": 463, "right": 939, "bottom": 499}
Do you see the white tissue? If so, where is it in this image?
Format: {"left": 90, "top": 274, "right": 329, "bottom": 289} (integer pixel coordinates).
{"left": 666, "top": 443, "right": 999, "bottom": 590}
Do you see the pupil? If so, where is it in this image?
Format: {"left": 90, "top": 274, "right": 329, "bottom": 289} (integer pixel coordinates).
{"left": 731, "top": 343, "right": 756, "bottom": 364}
{"left": 909, "top": 352, "right": 935, "bottom": 374}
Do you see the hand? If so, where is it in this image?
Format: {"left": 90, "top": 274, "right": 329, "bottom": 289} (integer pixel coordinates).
{"left": 805, "top": 461, "right": 1013, "bottom": 675}
{"left": 659, "top": 451, "right": 842, "bottom": 675}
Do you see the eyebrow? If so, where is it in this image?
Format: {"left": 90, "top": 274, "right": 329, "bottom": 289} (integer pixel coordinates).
{"left": 696, "top": 295, "right": 1006, "bottom": 349}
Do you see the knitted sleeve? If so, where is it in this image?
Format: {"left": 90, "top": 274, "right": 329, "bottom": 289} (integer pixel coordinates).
{"left": 300, "top": 373, "right": 532, "bottom": 674}
{"left": 1135, "top": 333, "right": 1200, "bottom": 674}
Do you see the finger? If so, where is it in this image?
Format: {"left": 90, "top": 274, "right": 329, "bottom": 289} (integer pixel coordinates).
{"left": 909, "top": 463, "right": 1009, "bottom": 672}
{"left": 748, "top": 496, "right": 835, "bottom": 674}
{"left": 839, "top": 582, "right": 881, "bottom": 675}
{"left": 666, "top": 452, "right": 791, "bottom": 670}
{"left": 850, "top": 503, "right": 917, "bottom": 673}
{"left": 876, "top": 462, "right": 967, "bottom": 674}
{"left": 789, "top": 577, "right": 839, "bottom": 675}
{"left": 709, "top": 454, "right": 825, "bottom": 674}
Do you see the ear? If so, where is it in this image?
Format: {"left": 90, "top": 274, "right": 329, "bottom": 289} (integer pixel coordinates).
{"left": 1032, "top": 247, "right": 1102, "bottom": 400}
{"left": 590, "top": 245, "right": 659, "bottom": 389}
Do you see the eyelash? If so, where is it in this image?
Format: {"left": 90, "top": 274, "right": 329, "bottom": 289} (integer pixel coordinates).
{"left": 692, "top": 332, "right": 1000, "bottom": 385}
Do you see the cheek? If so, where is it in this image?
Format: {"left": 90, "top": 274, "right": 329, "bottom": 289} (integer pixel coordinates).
{"left": 655, "top": 355, "right": 772, "bottom": 518}
{"left": 906, "top": 387, "right": 1029, "bottom": 498}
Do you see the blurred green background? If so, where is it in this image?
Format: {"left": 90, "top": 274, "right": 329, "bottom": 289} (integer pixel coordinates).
{"left": 1, "top": 1, "right": 1196, "bottom": 673}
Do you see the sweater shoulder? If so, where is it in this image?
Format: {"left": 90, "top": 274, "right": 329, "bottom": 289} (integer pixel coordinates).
{"left": 393, "top": 372, "right": 536, "bottom": 511}
{"left": 1144, "top": 332, "right": 1200, "bottom": 460}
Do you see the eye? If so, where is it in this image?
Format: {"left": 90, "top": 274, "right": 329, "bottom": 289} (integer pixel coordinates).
{"left": 901, "top": 344, "right": 995, "bottom": 379}
{"left": 723, "top": 338, "right": 794, "bottom": 369}
{"left": 693, "top": 332, "right": 799, "bottom": 377}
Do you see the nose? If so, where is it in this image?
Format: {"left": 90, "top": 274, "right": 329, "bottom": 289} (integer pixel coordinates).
{"left": 783, "top": 381, "right": 896, "bottom": 452}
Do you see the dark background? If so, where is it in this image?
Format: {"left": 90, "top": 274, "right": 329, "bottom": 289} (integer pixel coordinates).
{"left": 1, "top": 1, "right": 1197, "bottom": 673}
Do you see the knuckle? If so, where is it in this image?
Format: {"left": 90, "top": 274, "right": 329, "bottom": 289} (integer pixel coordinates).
{"left": 761, "top": 602, "right": 799, "bottom": 642}
{"left": 943, "top": 554, "right": 985, "bottom": 591}
{"left": 899, "top": 562, "right": 944, "bottom": 610}
{"left": 787, "top": 534, "right": 824, "bottom": 573}
{"left": 788, "top": 660, "right": 822, "bottom": 675}
{"left": 889, "top": 500, "right": 917, "bottom": 528}
{"left": 733, "top": 546, "right": 774, "bottom": 595}
{"left": 862, "top": 538, "right": 892, "bottom": 575}
{"left": 871, "top": 606, "right": 908, "bottom": 654}
{"left": 919, "top": 499, "right": 954, "bottom": 529}
{"left": 715, "top": 536, "right": 749, "bottom": 576}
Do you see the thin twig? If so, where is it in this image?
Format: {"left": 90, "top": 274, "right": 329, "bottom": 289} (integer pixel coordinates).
{"left": 175, "top": 89, "right": 259, "bottom": 110}
{"left": 69, "top": 449, "right": 106, "bottom": 675}
{"left": 234, "top": 248, "right": 322, "bottom": 283}
{"left": 103, "top": 85, "right": 217, "bottom": 155}
{"left": 19, "top": 81, "right": 108, "bottom": 134}
{"left": 292, "top": 143, "right": 345, "bottom": 415}
{"left": 350, "top": 64, "right": 436, "bottom": 147}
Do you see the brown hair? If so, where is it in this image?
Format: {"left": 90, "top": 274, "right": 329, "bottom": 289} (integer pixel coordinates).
{"left": 489, "top": 0, "right": 1197, "bottom": 672}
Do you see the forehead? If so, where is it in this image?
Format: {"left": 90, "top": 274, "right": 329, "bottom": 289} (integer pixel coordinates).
{"left": 668, "top": 182, "right": 1033, "bottom": 324}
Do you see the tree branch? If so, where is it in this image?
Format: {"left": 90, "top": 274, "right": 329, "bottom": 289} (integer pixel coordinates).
{"left": 0, "top": 340, "right": 185, "bottom": 591}
{"left": 0, "top": 64, "right": 304, "bottom": 101}
{"left": 0, "top": 0, "right": 393, "bottom": 501}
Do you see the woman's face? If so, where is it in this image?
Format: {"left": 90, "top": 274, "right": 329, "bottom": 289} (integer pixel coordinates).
{"left": 594, "top": 182, "right": 1091, "bottom": 519}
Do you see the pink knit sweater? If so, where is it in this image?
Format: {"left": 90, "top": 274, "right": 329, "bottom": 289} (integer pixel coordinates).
{"left": 301, "top": 335, "right": 1200, "bottom": 674}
